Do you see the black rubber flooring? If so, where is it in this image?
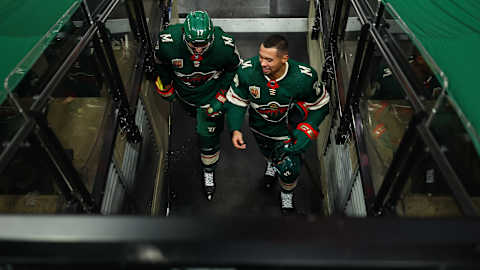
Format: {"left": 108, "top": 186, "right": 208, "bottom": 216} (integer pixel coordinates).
{"left": 166, "top": 33, "right": 324, "bottom": 217}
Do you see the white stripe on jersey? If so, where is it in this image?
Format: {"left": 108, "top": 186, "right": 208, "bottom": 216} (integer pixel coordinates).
{"left": 250, "top": 128, "right": 289, "bottom": 141}
{"left": 227, "top": 87, "right": 249, "bottom": 107}
{"left": 305, "top": 84, "right": 330, "bottom": 110}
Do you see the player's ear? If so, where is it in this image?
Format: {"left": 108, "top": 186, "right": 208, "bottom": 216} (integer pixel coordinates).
{"left": 281, "top": 53, "right": 289, "bottom": 64}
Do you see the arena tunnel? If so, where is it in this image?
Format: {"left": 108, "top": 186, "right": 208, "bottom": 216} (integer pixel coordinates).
{"left": 1, "top": 0, "right": 480, "bottom": 268}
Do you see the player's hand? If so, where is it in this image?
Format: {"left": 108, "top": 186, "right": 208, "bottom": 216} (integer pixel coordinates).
{"left": 206, "top": 103, "right": 223, "bottom": 117}
{"left": 232, "top": 130, "right": 246, "bottom": 149}
{"left": 206, "top": 89, "right": 227, "bottom": 118}
{"left": 154, "top": 76, "right": 175, "bottom": 101}
{"left": 282, "top": 123, "right": 318, "bottom": 154}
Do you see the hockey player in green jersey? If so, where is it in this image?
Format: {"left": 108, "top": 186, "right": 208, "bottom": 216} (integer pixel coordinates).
{"left": 153, "top": 11, "right": 241, "bottom": 200}
{"left": 226, "top": 35, "right": 329, "bottom": 214}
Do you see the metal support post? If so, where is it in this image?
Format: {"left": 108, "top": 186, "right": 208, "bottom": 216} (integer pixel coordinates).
{"left": 372, "top": 113, "right": 423, "bottom": 216}
{"left": 97, "top": 21, "right": 142, "bottom": 144}
{"left": 382, "top": 138, "right": 425, "bottom": 214}
{"left": 132, "top": 0, "right": 155, "bottom": 75}
{"left": 30, "top": 112, "right": 96, "bottom": 213}
{"left": 336, "top": 23, "right": 370, "bottom": 145}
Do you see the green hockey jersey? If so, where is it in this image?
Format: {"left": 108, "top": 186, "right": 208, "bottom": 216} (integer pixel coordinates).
{"left": 154, "top": 24, "right": 241, "bottom": 106}
{"left": 226, "top": 56, "right": 330, "bottom": 139}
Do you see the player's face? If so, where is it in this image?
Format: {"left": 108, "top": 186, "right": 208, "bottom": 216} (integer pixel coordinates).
{"left": 187, "top": 41, "right": 211, "bottom": 55}
{"left": 259, "top": 44, "right": 288, "bottom": 77}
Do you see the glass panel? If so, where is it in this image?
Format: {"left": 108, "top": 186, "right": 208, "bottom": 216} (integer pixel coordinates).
{"left": 429, "top": 95, "right": 480, "bottom": 198}
{"left": 0, "top": 96, "right": 27, "bottom": 154}
{"left": 0, "top": 135, "right": 67, "bottom": 214}
{"left": 86, "top": 0, "right": 106, "bottom": 16}
{"left": 328, "top": 0, "right": 336, "bottom": 19}
{"left": 366, "top": 0, "right": 381, "bottom": 14}
{"left": 105, "top": 1, "right": 140, "bottom": 92}
{"left": 359, "top": 44, "right": 414, "bottom": 194}
{"left": 392, "top": 94, "right": 480, "bottom": 217}
{"left": 2, "top": 1, "right": 84, "bottom": 105}
{"left": 381, "top": 4, "right": 445, "bottom": 102}
{"left": 337, "top": 2, "right": 361, "bottom": 104}
{"left": 397, "top": 151, "right": 480, "bottom": 217}
{"left": 11, "top": 7, "right": 90, "bottom": 104}
{"left": 44, "top": 40, "right": 112, "bottom": 193}
{"left": 396, "top": 148, "right": 480, "bottom": 217}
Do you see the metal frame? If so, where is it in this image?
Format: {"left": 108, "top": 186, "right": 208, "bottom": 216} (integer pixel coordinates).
{"left": 0, "top": 1, "right": 98, "bottom": 212}
{"left": 30, "top": 111, "right": 96, "bottom": 212}
{"left": 132, "top": 0, "right": 155, "bottom": 75}
{"left": 91, "top": 0, "right": 153, "bottom": 209}
{"left": 0, "top": 216, "right": 479, "bottom": 267}
{"left": 372, "top": 115, "right": 421, "bottom": 216}
{"left": 130, "top": 0, "right": 169, "bottom": 215}
{"left": 90, "top": 33, "right": 122, "bottom": 208}
{"left": 368, "top": 3, "right": 478, "bottom": 216}
{"left": 335, "top": 0, "right": 479, "bottom": 216}
{"left": 330, "top": 0, "right": 347, "bottom": 112}
{"left": 417, "top": 124, "right": 479, "bottom": 216}
{"left": 332, "top": 0, "right": 378, "bottom": 210}
{"left": 0, "top": 0, "right": 150, "bottom": 213}
{"left": 0, "top": 5, "right": 98, "bottom": 175}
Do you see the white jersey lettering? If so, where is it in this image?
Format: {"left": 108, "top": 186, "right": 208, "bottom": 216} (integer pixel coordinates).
{"left": 383, "top": 67, "right": 392, "bottom": 78}
{"left": 160, "top": 34, "right": 173, "bottom": 43}
{"left": 222, "top": 36, "right": 234, "bottom": 47}
{"left": 299, "top": 65, "right": 312, "bottom": 77}
{"left": 233, "top": 74, "right": 239, "bottom": 87}
{"left": 242, "top": 60, "right": 252, "bottom": 69}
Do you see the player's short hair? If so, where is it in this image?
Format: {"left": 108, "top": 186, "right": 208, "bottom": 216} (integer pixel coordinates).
{"left": 262, "top": 35, "right": 288, "bottom": 56}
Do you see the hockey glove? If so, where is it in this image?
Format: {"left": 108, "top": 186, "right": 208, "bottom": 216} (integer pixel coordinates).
{"left": 155, "top": 76, "right": 175, "bottom": 101}
{"left": 206, "top": 89, "right": 227, "bottom": 118}
{"left": 283, "top": 122, "right": 319, "bottom": 154}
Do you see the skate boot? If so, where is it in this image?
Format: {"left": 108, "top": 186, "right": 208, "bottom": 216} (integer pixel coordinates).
{"left": 263, "top": 161, "right": 276, "bottom": 190}
{"left": 280, "top": 190, "right": 295, "bottom": 215}
{"left": 203, "top": 167, "right": 216, "bottom": 201}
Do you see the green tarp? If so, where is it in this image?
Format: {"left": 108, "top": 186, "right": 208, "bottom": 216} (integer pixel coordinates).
{"left": 382, "top": 0, "right": 480, "bottom": 152}
{"left": 0, "top": 0, "right": 81, "bottom": 105}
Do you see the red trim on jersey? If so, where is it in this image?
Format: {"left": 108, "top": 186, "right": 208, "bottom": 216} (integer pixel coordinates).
{"left": 296, "top": 101, "right": 308, "bottom": 121}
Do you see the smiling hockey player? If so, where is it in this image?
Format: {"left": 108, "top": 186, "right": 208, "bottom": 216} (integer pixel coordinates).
{"left": 226, "top": 35, "right": 329, "bottom": 214}
{"left": 154, "top": 11, "right": 241, "bottom": 200}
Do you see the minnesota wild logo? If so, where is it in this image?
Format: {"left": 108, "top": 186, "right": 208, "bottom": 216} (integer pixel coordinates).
{"left": 174, "top": 70, "right": 218, "bottom": 87}
{"left": 254, "top": 101, "right": 289, "bottom": 122}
